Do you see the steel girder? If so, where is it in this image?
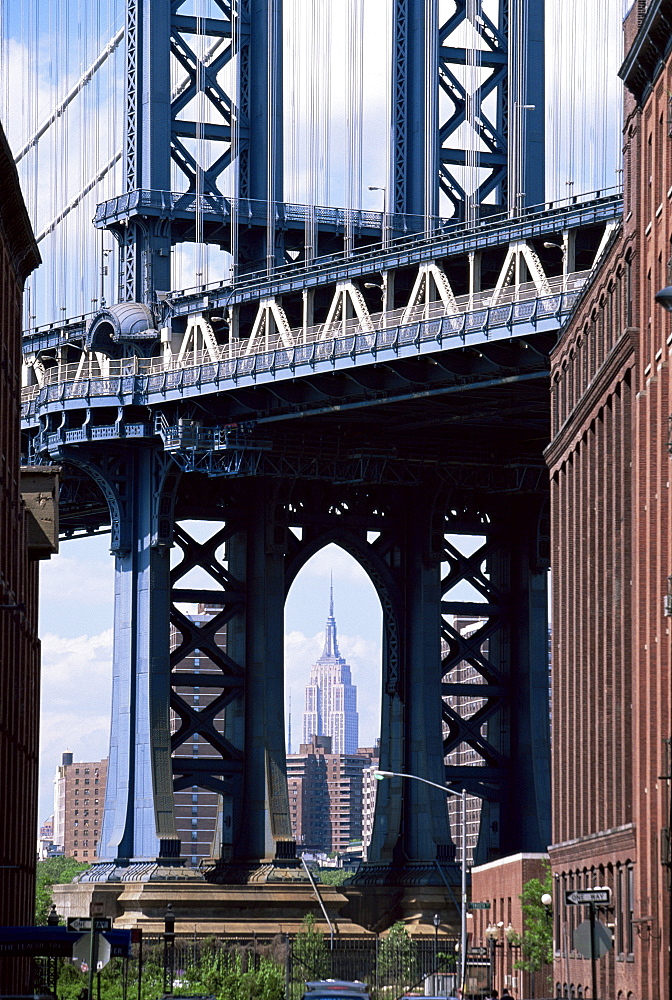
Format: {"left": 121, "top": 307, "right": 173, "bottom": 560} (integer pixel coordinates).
{"left": 116, "top": 0, "right": 282, "bottom": 301}
{"left": 393, "top": 0, "right": 544, "bottom": 220}
{"left": 61, "top": 446, "right": 550, "bottom": 872}
{"left": 439, "top": 495, "right": 551, "bottom": 863}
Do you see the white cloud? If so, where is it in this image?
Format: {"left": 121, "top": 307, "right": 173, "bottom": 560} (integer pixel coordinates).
{"left": 38, "top": 629, "right": 113, "bottom": 823}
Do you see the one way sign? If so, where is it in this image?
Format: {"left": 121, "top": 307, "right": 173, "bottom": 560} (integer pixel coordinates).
{"left": 67, "top": 917, "right": 111, "bottom": 933}
{"left": 565, "top": 889, "right": 611, "bottom": 905}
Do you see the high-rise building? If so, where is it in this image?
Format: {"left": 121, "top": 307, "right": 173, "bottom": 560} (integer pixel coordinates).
{"left": 302, "top": 583, "right": 359, "bottom": 754}
{"left": 287, "top": 737, "right": 376, "bottom": 854}
{"left": 52, "top": 754, "right": 108, "bottom": 860}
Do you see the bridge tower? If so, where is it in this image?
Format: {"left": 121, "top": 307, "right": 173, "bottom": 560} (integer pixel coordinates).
{"left": 36, "top": 0, "right": 552, "bottom": 905}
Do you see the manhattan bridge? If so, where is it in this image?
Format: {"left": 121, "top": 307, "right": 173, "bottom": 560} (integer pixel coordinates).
{"left": 10, "top": 0, "right": 623, "bottom": 888}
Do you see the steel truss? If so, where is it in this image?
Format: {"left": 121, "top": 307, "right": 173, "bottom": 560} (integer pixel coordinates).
{"left": 392, "top": 0, "right": 544, "bottom": 221}
{"left": 439, "top": 497, "right": 551, "bottom": 864}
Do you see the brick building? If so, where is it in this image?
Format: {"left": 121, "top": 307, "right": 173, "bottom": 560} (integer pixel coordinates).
{"left": 471, "top": 854, "right": 552, "bottom": 999}
{"left": 287, "top": 737, "right": 376, "bottom": 854}
{"left": 0, "top": 119, "right": 53, "bottom": 993}
{"left": 546, "top": 2, "right": 671, "bottom": 997}
{"left": 53, "top": 754, "right": 108, "bottom": 859}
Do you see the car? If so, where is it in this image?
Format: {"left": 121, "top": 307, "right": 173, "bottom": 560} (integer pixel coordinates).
{"left": 302, "top": 980, "right": 370, "bottom": 1000}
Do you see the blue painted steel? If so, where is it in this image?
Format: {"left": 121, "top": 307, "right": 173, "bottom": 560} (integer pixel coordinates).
{"left": 510, "top": 0, "right": 545, "bottom": 208}
{"left": 25, "top": 193, "right": 623, "bottom": 355}
{"left": 394, "top": 0, "right": 545, "bottom": 217}
{"left": 99, "top": 449, "right": 179, "bottom": 862}
{"left": 22, "top": 288, "right": 579, "bottom": 433}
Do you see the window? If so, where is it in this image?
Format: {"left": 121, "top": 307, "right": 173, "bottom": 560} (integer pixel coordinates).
{"left": 83, "top": 851, "right": 89, "bottom": 857}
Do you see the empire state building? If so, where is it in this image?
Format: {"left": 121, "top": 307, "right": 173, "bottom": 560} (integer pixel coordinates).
{"left": 302, "top": 582, "right": 359, "bottom": 754}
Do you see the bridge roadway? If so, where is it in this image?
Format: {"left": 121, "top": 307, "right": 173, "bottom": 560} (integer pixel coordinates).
{"left": 22, "top": 189, "right": 622, "bottom": 355}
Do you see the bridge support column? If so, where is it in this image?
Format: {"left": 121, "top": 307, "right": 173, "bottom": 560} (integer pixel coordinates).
{"left": 363, "top": 495, "right": 454, "bottom": 869}
{"left": 227, "top": 484, "right": 293, "bottom": 863}
{"left": 99, "top": 448, "right": 179, "bottom": 862}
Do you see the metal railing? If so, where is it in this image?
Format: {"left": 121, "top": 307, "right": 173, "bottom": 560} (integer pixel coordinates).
{"left": 22, "top": 273, "right": 587, "bottom": 418}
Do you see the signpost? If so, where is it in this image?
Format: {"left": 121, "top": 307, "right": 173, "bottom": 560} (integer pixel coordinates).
{"left": 565, "top": 887, "right": 612, "bottom": 1000}
{"left": 68, "top": 915, "right": 112, "bottom": 997}
{"left": 564, "top": 890, "right": 610, "bottom": 906}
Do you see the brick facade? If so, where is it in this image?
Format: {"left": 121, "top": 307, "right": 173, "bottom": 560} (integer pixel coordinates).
{"left": 547, "top": 3, "right": 672, "bottom": 997}
{"left": 53, "top": 757, "right": 108, "bottom": 859}
{"left": 0, "top": 120, "right": 42, "bottom": 993}
{"left": 471, "top": 855, "right": 552, "bottom": 1000}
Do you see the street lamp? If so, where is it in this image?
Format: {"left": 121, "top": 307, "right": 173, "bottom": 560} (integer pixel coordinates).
{"left": 484, "top": 921, "right": 504, "bottom": 994}
{"left": 374, "top": 770, "right": 468, "bottom": 996}
{"left": 163, "top": 902, "right": 175, "bottom": 996}
{"left": 368, "top": 185, "right": 388, "bottom": 248}
{"left": 433, "top": 912, "right": 441, "bottom": 983}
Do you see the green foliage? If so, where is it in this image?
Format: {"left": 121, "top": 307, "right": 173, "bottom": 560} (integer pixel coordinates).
{"left": 378, "top": 921, "right": 418, "bottom": 983}
{"left": 35, "top": 857, "right": 90, "bottom": 924}
{"left": 512, "top": 863, "right": 553, "bottom": 973}
{"left": 292, "top": 913, "right": 330, "bottom": 982}
{"left": 55, "top": 945, "right": 285, "bottom": 1000}
{"left": 317, "top": 868, "right": 349, "bottom": 886}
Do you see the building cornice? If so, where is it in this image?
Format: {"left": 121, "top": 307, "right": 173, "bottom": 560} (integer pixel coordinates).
{"left": 619, "top": 0, "right": 672, "bottom": 105}
{"left": 0, "top": 122, "right": 40, "bottom": 283}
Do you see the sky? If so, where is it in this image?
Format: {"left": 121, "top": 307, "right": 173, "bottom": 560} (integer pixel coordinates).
{"left": 15, "top": 0, "right": 629, "bottom": 825}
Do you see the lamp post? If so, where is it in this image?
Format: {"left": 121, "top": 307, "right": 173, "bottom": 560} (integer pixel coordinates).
{"left": 374, "top": 770, "right": 468, "bottom": 997}
{"left": 433, "top": 912, "right": 441, "bottom": 987}
{"left": 484, "top": 921, "right": 503, "bottom": 995}
{"left": 163, "top": 902, "right": 175, "bottom": 996}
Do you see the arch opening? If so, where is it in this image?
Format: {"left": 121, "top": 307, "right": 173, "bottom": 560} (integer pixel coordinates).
{"left": 285, "top": 541, "right": 382, "bottom": 864}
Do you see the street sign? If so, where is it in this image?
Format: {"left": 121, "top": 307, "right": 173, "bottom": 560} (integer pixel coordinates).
{"left": 573, "top": 919, "right": 612, "bottom": 959}
{"left": 468, "top": 902, "right": 491, "bottom": 910}
{"left": 73, "top": 932, "right": 112, "bottom": 971}
{"left": 67, "top": 917, "right": 91, "bottom": 933}
{"left": 565, "top": 889, "right": 611, "bottom": 905}
{"left": 469, "top": 946, "right": 487, "bottom": 955}
{"left": 67, "top": 916, "right": 111, "bottom": 933}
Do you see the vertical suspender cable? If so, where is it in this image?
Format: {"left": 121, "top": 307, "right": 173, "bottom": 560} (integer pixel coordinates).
{"left": 266, "top": 0, "right": 277, "bottom": 275}
{"left": 230, "top": 0, "right": 239, "bottom": 283}
{"left": 196, "top": 3, "right": 205, "bottom": 287}
{"left": 424, "top": 0, "right": 438, "bottom": 231}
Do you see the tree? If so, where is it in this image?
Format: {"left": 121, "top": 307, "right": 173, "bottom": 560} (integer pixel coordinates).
{"left": 35, "top": 857, "right": 90, "bottom": 924}
{"left": 317, "top": 868, "right": 349, "bottom": 886}
{"left": 292, "top": 913, "right": 330, "bottom": 983}
{"left": 511, "top": 864, "right": 553, "bottom": 974}
{"left": 378, "top": 921, "right": 418, "bottom": 986}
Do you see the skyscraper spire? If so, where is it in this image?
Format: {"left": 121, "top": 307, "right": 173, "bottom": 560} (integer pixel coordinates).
{"left": 302, "top": 575, "right": 359, "bottom": 754}
{"left": 323, "top": 572, "right": 340, "bottom": 658}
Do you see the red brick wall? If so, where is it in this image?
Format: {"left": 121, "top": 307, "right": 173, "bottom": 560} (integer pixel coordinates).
{"left": 546, "top": 6, "right": 672, "bottom": 997}
{"left": 0, "top": 122, "right": 41, "bottom": 994}
{"left": 471, "top": 854, "right": 552, "bottom": 999}
{"left": 629, "top": 39, "right": 672, "bottom": 1000}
